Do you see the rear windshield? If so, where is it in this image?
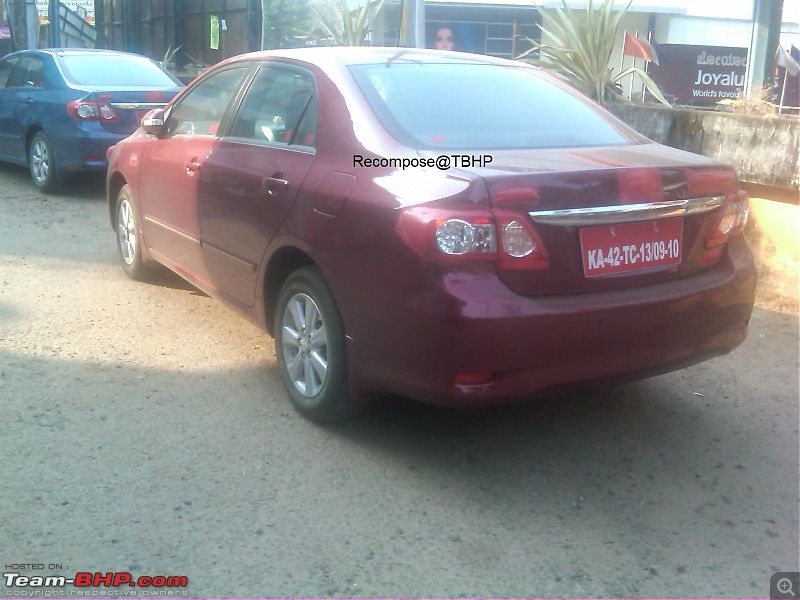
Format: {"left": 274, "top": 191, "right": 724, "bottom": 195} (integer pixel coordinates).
{"left": 59, "top": 54, "right": 178, "bottom": 87}
{"left": 349, "top": 63, "right": 638, "bottom": 150}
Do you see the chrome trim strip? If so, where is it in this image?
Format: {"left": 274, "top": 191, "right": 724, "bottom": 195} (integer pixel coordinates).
{"left": 110, "top": 102, "right": 167, "bottom": 110}
{"left": 528, "top": 196, "right": 724, "bottom": 226}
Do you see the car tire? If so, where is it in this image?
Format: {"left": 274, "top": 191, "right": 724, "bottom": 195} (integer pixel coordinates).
{"left": 28, "top": 131, "right": 61, "bottom": 193}
{"left": 115, "top": 184, "right": 153, "bottom": 281}
{"left": 275, "top": 267, "right": 364, "bottom": 422}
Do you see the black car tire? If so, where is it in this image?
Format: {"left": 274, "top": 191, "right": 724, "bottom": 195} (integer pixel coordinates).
{"left": 115, "top": 184, "right": 153, "bottom": 281}
{"left": 275, "top": 267, "right": 365, "bottom": 421}
{"left": 28, "top": 131, "right": 62, "bottom": 193}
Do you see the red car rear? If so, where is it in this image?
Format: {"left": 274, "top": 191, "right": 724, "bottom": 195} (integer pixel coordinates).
{"left": 107, "top": 48, "right": 756, "bottom": 421}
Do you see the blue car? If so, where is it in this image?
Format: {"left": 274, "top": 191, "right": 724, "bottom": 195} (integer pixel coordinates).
{"left": 0, "top": 48, "right": 183, "bottom": 192}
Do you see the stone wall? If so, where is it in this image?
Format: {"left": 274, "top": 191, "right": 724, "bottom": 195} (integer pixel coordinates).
{"left": 608, "top": 103, "right": 798, "bottom": 311}
{"left": 607, "top": 104, "right": 800, "bottom": 192}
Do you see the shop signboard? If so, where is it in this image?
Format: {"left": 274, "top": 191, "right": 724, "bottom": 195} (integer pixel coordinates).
{"left": 648, "top": 43, "right": 747, "bottom": 105}
{"left": 35, "top": 0, "right": 95, "bottom": 23}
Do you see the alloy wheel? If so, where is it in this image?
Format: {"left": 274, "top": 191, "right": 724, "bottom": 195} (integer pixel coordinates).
{"left": 117, "top": 198, "right": 136, "bottom": 266}
{"left": 281, "top": 293, "right": 329, "bottom": 397}
{"left": 30, "top": 138, "right": 50, "bottom": 184}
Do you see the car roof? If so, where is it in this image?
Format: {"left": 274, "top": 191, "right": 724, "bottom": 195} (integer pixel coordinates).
{"left": 217, "top": 46, "right": 527, "bottom": 71}
{"left": 8, "top": 48, "right": 156, "bottom": 60}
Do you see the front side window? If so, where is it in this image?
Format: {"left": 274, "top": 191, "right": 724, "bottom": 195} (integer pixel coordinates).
{"left": 165, "top": 66, "right": 249, "bottom": 137}
{"left": 7, "top": 56, "right": 44, "bottom": 88}
{"left": 229, "top": 66, "right": 316, "bottom": 148}
{"left": 349, "top": 62, "right": 641, "bottom": 150}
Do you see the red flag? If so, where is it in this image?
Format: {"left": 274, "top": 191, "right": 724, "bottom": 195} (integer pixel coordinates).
{"left": 623, "top": 32, "right": 659, "bottom": 65}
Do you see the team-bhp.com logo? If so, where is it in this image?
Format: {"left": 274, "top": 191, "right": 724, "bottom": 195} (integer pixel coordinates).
{"left": 4, "top": 571, "right": 188, "bottom": 597}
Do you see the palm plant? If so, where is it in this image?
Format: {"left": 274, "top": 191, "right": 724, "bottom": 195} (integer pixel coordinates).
{"left": 160, "top": 45, "right": 181, "bottom": 69}
{"left": 520, "top": 0, "right": 669, "bottom": 106}
{"left": 312, "top": 0, "right": 385, "bottom": 46}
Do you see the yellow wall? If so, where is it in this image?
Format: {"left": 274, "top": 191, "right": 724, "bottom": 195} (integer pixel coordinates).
{"left": 745, "top": 196, "right": 800, "bottom": 312}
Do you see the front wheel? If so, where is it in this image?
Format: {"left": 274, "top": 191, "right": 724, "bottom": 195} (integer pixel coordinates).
{"left": 275, "top": 267, "right": 364, "bottom": 421}
{"left": 115, "top": 184, "right": 153, "bottom": 281}
{"left": 29, "top": 131, "right": 61, "bottom": 193}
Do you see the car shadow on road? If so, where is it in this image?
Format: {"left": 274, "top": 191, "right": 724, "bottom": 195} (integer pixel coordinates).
{"left": 331, "top": 381, "right": 709, "bottom": 463}
{"left": 136, "top": 266, "right": 211, "bottom": 295}
{"left": 64, "top": 172, "right": 107, "bottom": 200}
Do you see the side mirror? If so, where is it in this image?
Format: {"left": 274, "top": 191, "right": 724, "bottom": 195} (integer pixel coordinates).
{"left": 141, "top": 108, "right": 166, "bottom": 137}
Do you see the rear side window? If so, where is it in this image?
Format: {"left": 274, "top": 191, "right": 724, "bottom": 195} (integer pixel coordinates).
{"left": 0, "top": 57, "right": 18, "bottom": 88}
{"left": 7, "top": 56, "right": 44, "bottom": 88}
{"left": 59, "top": 53, "right": 178, "bottom": 87}
{"left": 229, "top": 66, "right": 316, "bottom": 148}
{"left": 349, "top": 63, "right": 639, "bottom": 150}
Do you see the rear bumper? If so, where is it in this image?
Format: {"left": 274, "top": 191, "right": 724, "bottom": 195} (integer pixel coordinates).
{"left": 344, "top": 236, "right": 757, "bottom": 406}
{"left": 50, "top": 124, "right": 127, "bottom": 174}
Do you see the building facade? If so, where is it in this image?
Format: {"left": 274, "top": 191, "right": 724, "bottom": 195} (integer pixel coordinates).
{"left": 365, "top": 0, "right": 798, "bottom": 106}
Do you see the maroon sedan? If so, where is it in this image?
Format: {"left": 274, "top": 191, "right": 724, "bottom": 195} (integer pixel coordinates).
{"left": 107, "top": 48, "right": 755, "bottom": 421}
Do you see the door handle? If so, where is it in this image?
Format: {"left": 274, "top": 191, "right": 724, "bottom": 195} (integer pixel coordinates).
{"left": 263, "top": 176, "right": 289, "bottom": 196}
{"left": 185, "top": 159, "right": 202, "bottom": 175}
{"left": 24, "top": 98, "right": 34, "bottom": 104}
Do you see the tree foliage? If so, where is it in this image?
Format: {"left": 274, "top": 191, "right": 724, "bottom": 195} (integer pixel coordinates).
{"left": 520, "top": 0, "right": 670, "bottom": 106}
{"left": 261, "top": 0, "right": 315, "bottom": 49}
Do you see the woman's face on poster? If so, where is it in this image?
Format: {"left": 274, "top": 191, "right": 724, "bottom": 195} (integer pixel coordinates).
{"left": 435, "top": 27, "right": 454, "bottom": 50}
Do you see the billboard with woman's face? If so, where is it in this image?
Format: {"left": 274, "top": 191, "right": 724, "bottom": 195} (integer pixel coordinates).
{"left": 427, "top": 22, "right": 487, "bottom": 54}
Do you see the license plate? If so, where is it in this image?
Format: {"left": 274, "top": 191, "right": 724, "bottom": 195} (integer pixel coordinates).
{"left": 580, "top": 218, "right": 683, "bottom": 277}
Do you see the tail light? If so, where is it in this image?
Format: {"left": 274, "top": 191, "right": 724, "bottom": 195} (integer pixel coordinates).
{"left": 67, "top": 94, "right": 119, "bottom": 124}
{"left": 685, "top": 168, "right": 746, "bottom": 265}
{"left": 454, "top": 371, "right": 494, "bottom": 386}
{"left": 701, "top": 190, "right": 749, "bottom": 265}
{"left": 145, "top": 91, "right": 167, "bottom": 102}
{"left": 397, "top": 207, "right": 549, "bottom": 269}
{"left": 705, "top": 190, "right": 749, "bottom": 249}
{"left": 493, "top": 209, "right": 549, "bottom": 269}
{"left": 618, "top": 168, "right": 664, "bottom": 202}
{"left": 435, "top": 218, "right": 496, "bottom": 255}
{"left": 686, "top": 168, "right": 738, "bottom": 197}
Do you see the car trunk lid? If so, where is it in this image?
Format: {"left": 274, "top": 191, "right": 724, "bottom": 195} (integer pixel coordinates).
{"left": 80, "top": 88, "right": 181, "bottom": 135}
{"left": 460, "top": 143, "right": 745, "bottom": 296}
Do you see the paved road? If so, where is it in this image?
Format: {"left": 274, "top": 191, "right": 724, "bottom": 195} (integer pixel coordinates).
{"left": 1, "top": 163, "right": 798, "bottom": 598}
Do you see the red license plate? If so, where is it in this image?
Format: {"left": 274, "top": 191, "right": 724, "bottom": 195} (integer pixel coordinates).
{"left": 580, "top": 217, "right": 683, "bottom": 277}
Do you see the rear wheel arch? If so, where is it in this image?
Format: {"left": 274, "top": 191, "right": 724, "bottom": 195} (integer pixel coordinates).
{"left": 25, "top": 126, "right": 43, "bottom": 156}
{"left": 263, "top": 247, "right": 316, "bottom": 337}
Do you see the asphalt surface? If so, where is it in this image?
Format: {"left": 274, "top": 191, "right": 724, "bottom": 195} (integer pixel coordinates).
{"left": 1, "top": 163, "right": 798, "bottom": 598}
